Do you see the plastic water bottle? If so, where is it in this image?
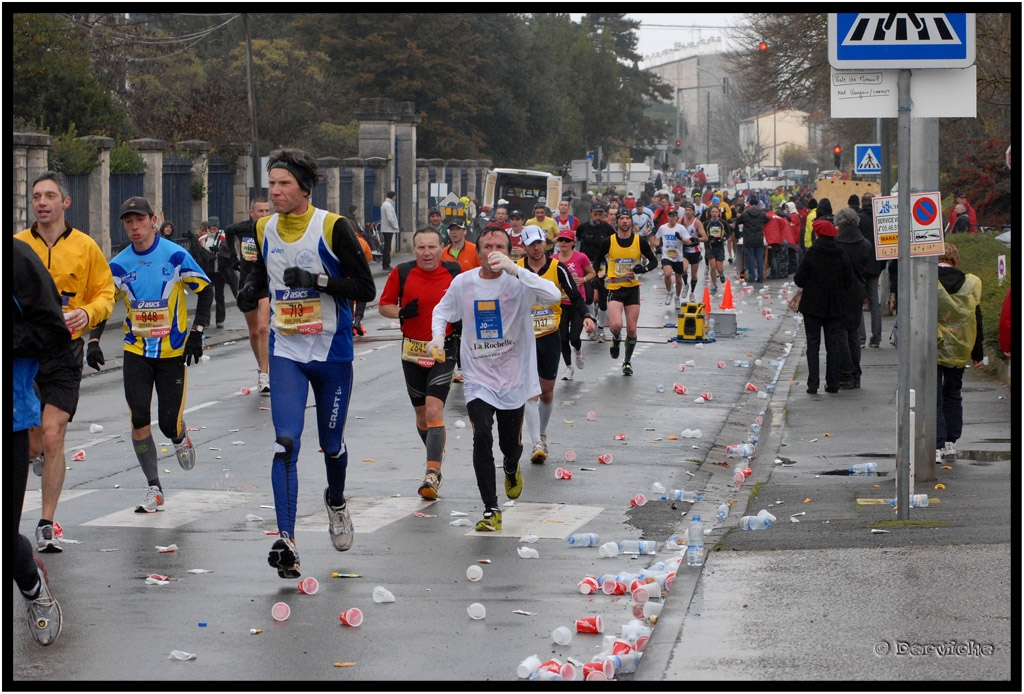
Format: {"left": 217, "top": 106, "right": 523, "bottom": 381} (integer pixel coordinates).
{"left": 662, "top": 489, "right": 701, "bottom": 503}
{"left": 739, "top": 515, "right": 773, "bottom": 530}
{"left": 849, "top": 462, "right": 877, "bottom": 474}
{"left": 716, "top": 503, "right": 729, "bottom": 522}
{"left": 727, "top": 444, "right": 755, "bottom": 458}
{"left": 891, "top": 494, "right": 929, "bottom": 508}
{"left": 568, "top": 533, "right": 600, "bottom": 547}
{"left": 686, "top": 516, "right": 705, "bottom": 567}
{"left": 757, "top": 509, "right": 777, "bottom": 523}
{"left": 618, "top": 540, "right": 657, "bottom": 555}
{"left": 750, "top": 423, "right": 761, "bottom": 434}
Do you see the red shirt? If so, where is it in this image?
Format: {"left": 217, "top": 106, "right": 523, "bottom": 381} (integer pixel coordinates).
{"left": 379, "top": 262, "right": 459, "bottom": 341}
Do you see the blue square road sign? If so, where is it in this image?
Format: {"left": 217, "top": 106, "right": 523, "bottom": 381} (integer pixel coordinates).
{"left": 829, "top": 13, "right": 975, "bottom": 69}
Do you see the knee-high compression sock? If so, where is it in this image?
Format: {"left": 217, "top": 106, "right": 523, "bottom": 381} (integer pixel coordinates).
{"left": 611, "top": 330, "right": 622, "bottom": 346}
{"left": 425, "top": 420, "right": 445, "bottom": 469}
{"left": 133, "top": 434, "right": 161, "bottom": 489}
{"left": 271, "top": 437, "right": 298, "bottom": 536}
{"left": 524, "top": 398, "right": 541, "bottom": 445}
{"left": 539, "top": 400, "right": 553, "bottom": 437}
{"left": 324, "top": 443, "right": 348, "bottom": 507}
{"left": 690, "top": 279, "right": 698, "bottom": 293}
{"left": 416, "top": 423, "right": 428, "bottom": 446}
{"left": 625, "top": 336, "right": 638, "bottom": 364}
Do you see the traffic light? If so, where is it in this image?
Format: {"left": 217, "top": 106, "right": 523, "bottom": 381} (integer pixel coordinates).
{"left": 833, "top": 145, "right": 842, "bottom": 169}
{"left": 758, "top": 40, "right": 768, "bottom": 51}
{"left": 673, "top": 140, "right": 682, "bottom": 155}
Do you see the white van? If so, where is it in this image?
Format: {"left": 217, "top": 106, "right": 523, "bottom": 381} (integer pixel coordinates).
{"left": 483, "top": 168, "right": 562, "bottom": 215}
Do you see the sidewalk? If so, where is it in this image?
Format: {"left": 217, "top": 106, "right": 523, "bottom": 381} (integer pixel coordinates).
{"left": 84, "top": 253, "right": 412, "bottom": 378}
{"left": 637, "top": 308, "right": 1015, "bottom": 681}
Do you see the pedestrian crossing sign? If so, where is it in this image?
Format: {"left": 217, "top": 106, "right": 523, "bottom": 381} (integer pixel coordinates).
{"left": 854, "top": 144, "right": 882, "bottom": 175}
{"left": 829, "top": 13, "right": 974, "bottom": 69}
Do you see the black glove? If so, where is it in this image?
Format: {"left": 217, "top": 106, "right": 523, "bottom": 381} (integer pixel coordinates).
{"left": 237, "top": 284, "right": 259, "bottom": 313}
{"left": 283, "top": 266, "right": 317, "bottom": 289}
{"left": 183, "top": 329, "right": 204, "bottom": 366}
{"left": 233, "top": 259, "right": 241, "bottom": 272}
{"left": 86, "top": 341, "right": 105, "bottom": 371}
{"left": 633, "top": 263, "right": 648, "bottom": 274}
{"left": 398, "top": 298, "right": 420, "bottom": 321}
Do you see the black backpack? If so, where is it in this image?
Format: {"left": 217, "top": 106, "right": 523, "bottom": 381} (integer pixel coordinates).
{"left": 395, "top": 259, "right": 461, "bottom": 305}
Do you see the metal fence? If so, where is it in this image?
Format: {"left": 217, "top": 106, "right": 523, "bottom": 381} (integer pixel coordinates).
{"left": 65, "top": 174, "right": 90, "bottom": 234}
{"left": 109, "top": 173, "right": 144, "bottom": 251}
{"left": 163, "top": 155, "right": 193, "bottom": 236}
{"left": 207, "top": 156, "right": 234, "bottom": 226}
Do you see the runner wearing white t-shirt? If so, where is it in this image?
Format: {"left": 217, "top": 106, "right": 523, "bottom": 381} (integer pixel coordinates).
{"left": 654, "top": 209, "right": 687, "bottom": 309}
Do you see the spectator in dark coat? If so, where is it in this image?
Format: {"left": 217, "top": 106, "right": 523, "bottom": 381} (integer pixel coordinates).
{"left": 857, "top": 193, "right": 884, "bottom": 347}
{"left": 834, "top": 207, "right": 874, "bottom": 388}
{"left": 794, "top": 219, "right": 857, "bottom": 394}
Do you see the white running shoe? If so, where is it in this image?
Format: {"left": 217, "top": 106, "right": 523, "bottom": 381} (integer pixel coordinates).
{"left": 26, "top": 557, "right": 62, "bottom": 646}
{"left": 941, "top": 441, "right": 957, "bottom": 460}
{"left": 31, "top": 455, "right": 44, "bottom": 477}
{"left": 257, "top": 372, "right": 270, "bottom": 395}
{"left": 575, "top": 349, "right": 585, "bottom": 369}
{"left": 664, "top": 294, "right": 672, "bottom": 305}
{"left": 324, "top": 488, "right": 354, "bottom": 551}
{"left": 174, "top": 434, "right": 196, "bottom": 471}
{"left": 530, "top": 442, "right": 547, "bottom": 464}
{"left": 562, "top": 364, "right": 574, "bottom": 381}
{"left": 673, "top": 295, "right": 681, "bottom": 309}
{"left": 135, "top": 486, "right": 164, "bottom": 513}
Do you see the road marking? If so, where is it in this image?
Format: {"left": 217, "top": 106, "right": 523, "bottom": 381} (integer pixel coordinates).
{"left": 296, "top": 495, "right": 435, "bottom": 535}
{"left": 185, "top": 400, "right": 222, "bottom": 414}
{"left": 463, "top": 502, "right": 604, "bottom": 538}
{"left": 82, "top": 490, "right": 267, "bottom": 529}
{"left": 22, "top": 489, "right": 96, "bottom": 513}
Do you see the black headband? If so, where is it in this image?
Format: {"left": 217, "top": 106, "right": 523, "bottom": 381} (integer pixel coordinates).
{"left": 269, "top": 161, "right": 316, "bottom": 194}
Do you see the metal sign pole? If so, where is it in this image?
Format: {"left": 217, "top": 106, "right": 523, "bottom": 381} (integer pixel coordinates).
{"left": 895, "top": 69, "right": 912, "bottom": 520}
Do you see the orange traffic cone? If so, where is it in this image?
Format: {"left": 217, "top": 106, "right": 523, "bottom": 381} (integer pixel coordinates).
{"left": 702, "top": 285, "right": 711, "bottom": 313}
{"left": 718, "top": 279, "right": 735, "bottom": 311}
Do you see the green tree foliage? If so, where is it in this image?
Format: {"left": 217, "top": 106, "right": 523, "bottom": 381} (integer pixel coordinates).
{"left": 48, "top": 125, "right": 100, "bottom": 174}
{"left": 13, "top": 14, "right": 128, "bottom": 137}
{"left": 109, "top": 141, "right": 147, "bottom": 174}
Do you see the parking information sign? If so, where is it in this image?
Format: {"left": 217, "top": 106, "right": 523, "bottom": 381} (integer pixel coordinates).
{"left": 872, "top": 192, "right": 945, "bottom": 259}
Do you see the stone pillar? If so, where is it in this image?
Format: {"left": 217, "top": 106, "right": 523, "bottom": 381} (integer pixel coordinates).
{"left": 318, "top": 157, "right": 342, "bottom": 213}
{"left": 342, "top": 158, "right": 365, "bottom": 223}
{"left": 176, "top": 139, "right": 211, "bottom": 230}
{"left": 80, "top": 136, "right": 114, "bottom": 256}
{"left": 12, "top": 132, "right": 53, "bottom": 232}
{"left": 235, "top": 150, "right": 251, "bottom": 221}
{"left": 394, "top": 102, "right": 420, "bottom": 238}
{"left": 130, "top": 138, "right": 167, "bottom": 222}
{"left": 364, "top": 156, "right": 390, "bottom": 246}
{"left": 416, "top": 160, "right": 430, "bottom": 230}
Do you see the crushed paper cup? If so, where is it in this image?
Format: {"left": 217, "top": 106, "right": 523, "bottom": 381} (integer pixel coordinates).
{"left": 613, "top": 433, "right": 627, "bottom": 440}
{"left": 555, "top": 467, "right": 573, "bottom": 480}
{"left": 71, "top": 450, "right": 86, "bottom": 461}
{"left": 745, "top": 382, "right": 757, "bottom": 392}
{"left": 156, "top": 544, "right": 179, "bottom": 553}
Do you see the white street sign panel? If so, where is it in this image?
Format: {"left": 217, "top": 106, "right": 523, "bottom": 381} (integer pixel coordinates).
{"left": 872, "top": 192, "right": 945, "bottom": 259}
{"left": 854, "top": 144, "right": 882, "bottom": 174}
{"left": 829, "top": 13, "right": 975, "bottom": 68}
{"left": 998, "top": 255, "right": 1006, "bottom": 284}
{"left": 831, "top": 66, "right": 976, "bottom": 118}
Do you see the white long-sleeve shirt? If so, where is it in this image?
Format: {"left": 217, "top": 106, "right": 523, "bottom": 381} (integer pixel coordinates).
{"left": 432, "top": 267, "right": 560, "bottom": 409}
{"left": 380, "top": 198, "right": 400, "bottom": 235}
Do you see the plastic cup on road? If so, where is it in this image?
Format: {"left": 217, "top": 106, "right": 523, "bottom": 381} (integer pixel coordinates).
{"left": 598, "top": 542, "right": 619, "bottom": 558}
{"left": 631, "top": 584, "right": 652, "bottom": 604}
{"left": 598, "top": 453, "right": 613, "bottom": 465}
{"left": 578, "top": 575, "right": 599, "bottom": 594}
{"left": 372, "top": 586, "right": 396, "bottom": 603}
{"left": 467, "top": 602, "right": 486, "bottom": 620}
{"left": 297, "top": 577, "right": 319, "bottom": 595}
{"left": 271, "top": 602, "right": 290, "bottom": 621}
{"left": 583, "top": 660, "right": 615, "bottom": 680}
{"left": 551, "top": 625, "right": 573, "bottom": 646}
{"left": 602, "top": 579, "right": 626, "bottom": 595}
{"left": 564, "top": 450, "right": 577, "bottom": 462}
{"left": 338, "top": 607, "right": 363, "bottom": 627}
{"left": 631, "top": 493, "right": 647, "bottom": 507}
{"left": 555, "top": 467, "right": 573, "bottom": 480}
{"left": 539, "top": 659, "right": 575, "bottom": 681}
{"left": 586, "top": 411, "right": 597, "bottom": 421}
{"left": 466, "top": 564, "right": 483, "bottom": 582}
{"left": 517, "top": 654, "right": 542, "bottom": 679}
{"left": 575, "top": 615, "right": 604, "bottom": 634}
{"left": 642, "top": 600, "right": 663, "bottom": 620}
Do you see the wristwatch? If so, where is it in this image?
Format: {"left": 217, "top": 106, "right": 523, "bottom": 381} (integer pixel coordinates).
{"left": 192, "top": 325, "right": 204, "bottom": 334}
{"left": 316, "top": 273, "right": 329, "bottom": 290}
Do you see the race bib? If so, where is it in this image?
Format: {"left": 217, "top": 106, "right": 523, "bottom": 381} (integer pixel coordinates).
{"left": 274, "top": 288, "right": 323, "bottom": 335}
{"left": 708, "top": 225, "right": 724, "bottom": 239}
{"left": 241, "top": 237, "right": 258, "bottom": 262}
{"left": 129, "top": 299, "right": 172, "bottom": 338}
{"left": 401, "top": 336, "right": 437, "bottom": 367}
{"left": 666, "top": 246, "right": 679, "bottom": 260}
{"left": 531, "top": 307, "right": 557, "bottom": 336}
{"left": 614, "top": 258, "right": 635, "bottom": 276}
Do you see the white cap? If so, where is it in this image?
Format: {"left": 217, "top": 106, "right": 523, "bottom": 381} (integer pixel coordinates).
{"left": 497, "top": 198, "right": 509, "bottom": 206}
{"left": 521, "top": 225, "right": 546, "bottom": 246}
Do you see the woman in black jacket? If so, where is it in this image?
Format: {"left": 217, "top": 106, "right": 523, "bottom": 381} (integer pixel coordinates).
{"left": 793, "top": 219, "right": 857, "bottom": 394}
{"left": 834, "top": 207, "right": 874, "bottom": 388}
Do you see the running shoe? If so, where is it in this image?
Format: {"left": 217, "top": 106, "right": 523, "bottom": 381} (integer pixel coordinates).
{"left": 26, "top": 557, "right": 62, "bottom": 646}
{"left": 31, "top": 454, "right": 44, "bottom": 478}
{"left": 35, "top": 523, "right": 63, "bottom": 554}
{"left": 257, "top": 372, "right": 270, "bottom": 395}
{"left": 609, "top": 340, "right": 621, "bottom": 360}
{"left": 586, "top": 328, "right": 597, "bottom": 342}
{"left": 174, "top": 433, "right": 196, "bottom": 471}
{"left": 935, "top": 449, "right": 943, "bottom": 464}
{"left": 418, "top": 469, "right": 443, "bottom": 500}
{"left": 673, "top": 295, "right": 681, "bottom": 309}
{"left": 575, "top": 349, "right": 585, "bottom": 369}
{"left": 622, "top": 362, "right": 634, "bottom": 376}
{"left": 504, "top": 465, "right": 524, "bottom": 500}
{"left": 596, "top": 328, "right": 606, "bottom": 343}
{"left": 134, "top": 485, "right": 164, "bottom": 513}
{"left": 941, "top": 442, "right": 957, "bottom": 460}
{"left": 475, "top": 509, "right": 502, "bottom": 532}
{"left": 711, "top": 283, "right": 718, "bottom": 294}
{"left": 530, "top": 442, "right": 547, "bottom": 465}
{"left": 664, "top": 294, "right": 672, "bottom": 305}
{"left": 324, "top": 488, "right": 354, "bottom": 551}
{"left": 268, "top": 532, "right": 301, "bottom": 579}
{"left": 562, "top": 364, "right": 574, "bottom": 381}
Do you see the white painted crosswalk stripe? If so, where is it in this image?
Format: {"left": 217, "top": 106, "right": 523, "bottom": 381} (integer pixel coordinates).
{"left": 82, "top": 490, "right": 267, "bottom": 529}
{"left": 296, "top": 495, "right": 434, "bottom": 535}
{"left": 463, "top": 502, "right": 604, "bottom": 539}
{"left": 21, "top": 489, "right": 96, "bottom": 514}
